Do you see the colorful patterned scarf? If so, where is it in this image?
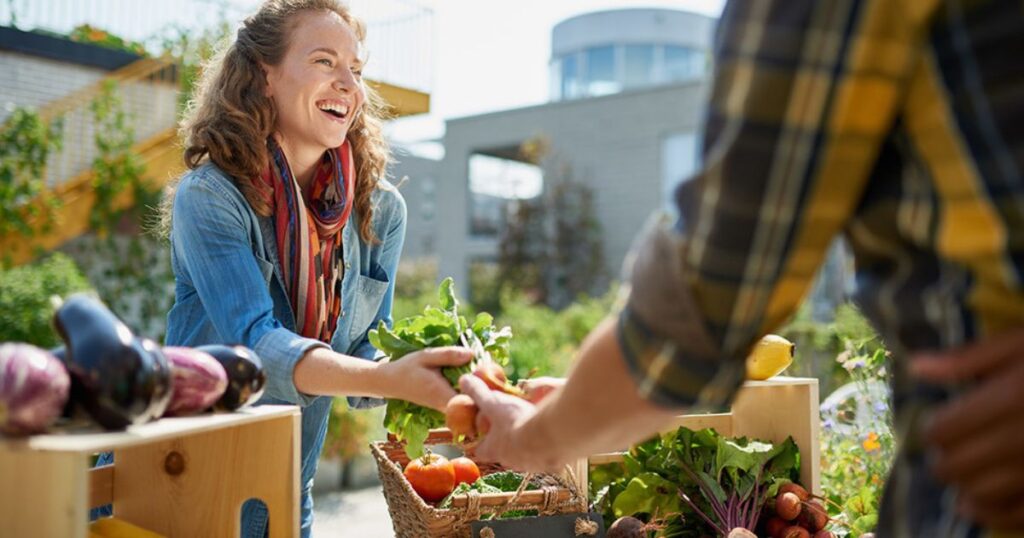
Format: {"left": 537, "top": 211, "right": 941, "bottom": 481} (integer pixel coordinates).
{"left": 259, "top": 138, "right": 355, "bottom": 342}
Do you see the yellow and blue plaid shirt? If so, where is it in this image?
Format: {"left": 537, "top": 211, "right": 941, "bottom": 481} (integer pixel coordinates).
{"left": 619, "top": 1, "right": 1024, "bottom": 536}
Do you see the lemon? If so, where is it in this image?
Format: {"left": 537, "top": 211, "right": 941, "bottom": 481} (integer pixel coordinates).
{"left": 745, "top": 334, "right": 795, "bottom": 380}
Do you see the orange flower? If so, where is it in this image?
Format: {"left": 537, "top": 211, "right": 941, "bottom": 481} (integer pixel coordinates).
{"left": 863, "top": 432, "right": 881, "bottom": 452}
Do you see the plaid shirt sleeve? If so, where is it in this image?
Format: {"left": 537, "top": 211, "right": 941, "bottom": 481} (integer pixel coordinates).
{"left": 618, "top": 0, "right": 928, "bottom": 409}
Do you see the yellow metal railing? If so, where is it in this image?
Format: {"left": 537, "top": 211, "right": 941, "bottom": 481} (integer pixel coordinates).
{"left": 1, "top": 57, "right": 185, "bottom": 265}
{"left": 39, "top": 56, "right": 181, "bottom": 189}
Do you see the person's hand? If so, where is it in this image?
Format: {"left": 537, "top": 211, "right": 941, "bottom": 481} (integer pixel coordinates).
{"left": 380, "top": 347, "right": 472, "bottom": 411}
{"left": 910, "top": 331, "right": 1024, "bottom": 530}
{"left": 518, "top": 376, "right": 566, "bottom": 404}
{"left": 459, "top": 374, "right": 561, "bottom": 472}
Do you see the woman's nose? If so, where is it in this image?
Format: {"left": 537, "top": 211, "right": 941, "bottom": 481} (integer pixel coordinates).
{"left": 333, "top": 70, "right": 357, "bottom": 92}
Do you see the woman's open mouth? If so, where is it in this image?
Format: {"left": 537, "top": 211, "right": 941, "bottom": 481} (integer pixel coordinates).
{"left": 316, "top": 100, "right": 350, "bottom": 123}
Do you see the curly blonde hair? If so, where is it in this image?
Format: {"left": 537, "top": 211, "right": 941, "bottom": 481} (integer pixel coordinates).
{"left": 163, "top": 0, "right": 390, "bottom": 243}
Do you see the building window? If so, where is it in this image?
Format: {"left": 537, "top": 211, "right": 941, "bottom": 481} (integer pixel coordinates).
{"left": 584, "top": 45, "right": 618, "bottom": 97}
{"left": 661, "top": 132, "right": 700, "bottom": 215}
{"left": 623, "top": 44, "right": 655, "bottom": 89}
{"left": 665, "top": 45, "right": 703, "bottom": 82}
{"left": 549, "top": 58, "right": 562, "bottom": 100}
{"left": 560, "top": 54, "right": 580, "bottom": 100}
{"left": 468, "top": 153, "right": 543, "bottom": 237}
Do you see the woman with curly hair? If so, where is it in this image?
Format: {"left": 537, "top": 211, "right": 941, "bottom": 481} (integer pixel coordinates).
{"left": 158, "top": 1, "right": 468, "bottom": 534}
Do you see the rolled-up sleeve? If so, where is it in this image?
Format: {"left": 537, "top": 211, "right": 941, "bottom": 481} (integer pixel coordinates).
{"left": 618, "top": 0, "right": 912, "bottom": 409}
{"left": 172, "top": 173, "right": 326, "bottom": 407}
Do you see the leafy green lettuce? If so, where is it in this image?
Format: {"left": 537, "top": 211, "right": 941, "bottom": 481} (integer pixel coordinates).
{"left": 594, "top": 427, "right": 800, "bottom": 537}
{"left": 369, "top": 278, "right": 511, "bottom": 458}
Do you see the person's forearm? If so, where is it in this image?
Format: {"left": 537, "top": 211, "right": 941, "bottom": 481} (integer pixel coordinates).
{"left": 292, "top": 347, "right": 391, "bottom": 398}
{"left": 517, "top": 318, "right": 683, "bottom": 468}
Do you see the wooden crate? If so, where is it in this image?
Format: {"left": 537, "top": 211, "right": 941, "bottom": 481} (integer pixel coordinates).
{"left": 0, "top": 405, "right": 301, "bottom": 538}
{"left": 587, "top": 376, "right": 821, "bottom": 494}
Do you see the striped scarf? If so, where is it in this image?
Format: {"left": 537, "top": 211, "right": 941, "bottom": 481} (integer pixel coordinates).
{"left": 259, "top": 138, "right": 355, "bottom": 342}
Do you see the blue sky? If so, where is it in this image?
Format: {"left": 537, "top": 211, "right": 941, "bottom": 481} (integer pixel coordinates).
{"left": 386, "top": 0, "right": 726, "bottom": 146}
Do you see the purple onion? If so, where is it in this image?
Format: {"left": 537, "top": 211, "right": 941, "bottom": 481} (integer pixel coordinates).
{"left": 162, "top": 347, "right": 228, "bottom": 417}
{"left": 0, "top": 343, "right": 71, "bottom": 435}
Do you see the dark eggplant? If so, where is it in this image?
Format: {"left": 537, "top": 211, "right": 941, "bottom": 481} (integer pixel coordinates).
{"left": 53, "top": 295, "right": 171, "bottom": 430}
{"left": 137, "top": 338, "right": 173, "bottom": 420}
{"left": 0, "top": 343, "right": 70, "bottom": 435}
{"left": 162, "top": 347, "right": 228, "bottom": 416}
{"left": 196, "top": 345, "right": 266, "bottom": 411}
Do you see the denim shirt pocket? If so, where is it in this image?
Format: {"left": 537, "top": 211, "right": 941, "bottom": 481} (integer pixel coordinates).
{"left": 347, "top": 269, "right": 390, "bottom": 341}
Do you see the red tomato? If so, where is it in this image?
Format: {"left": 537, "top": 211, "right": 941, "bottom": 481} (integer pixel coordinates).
{"left": 403, "top": 453, "right": 456, "bottom": 503}
{"left": 451, "top": 457, "right": 481, "bottom": 486}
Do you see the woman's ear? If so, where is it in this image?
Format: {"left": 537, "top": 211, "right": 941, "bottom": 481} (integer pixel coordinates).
{"left": 261, "top": 63, "right": 274, "bottom": 98}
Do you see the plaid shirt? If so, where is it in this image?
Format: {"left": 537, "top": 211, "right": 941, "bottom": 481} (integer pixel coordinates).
{"left": 618, "top": 1, "right": 1024, "bottom": 536}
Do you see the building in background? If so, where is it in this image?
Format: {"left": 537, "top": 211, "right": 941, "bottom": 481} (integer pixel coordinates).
{"left": 396, "top": 8, "right": 715, "bottom": 288}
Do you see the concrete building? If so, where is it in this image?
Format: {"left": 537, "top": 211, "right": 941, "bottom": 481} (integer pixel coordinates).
{"left": 396, "top": 8, "right": 717, "bottom": 291}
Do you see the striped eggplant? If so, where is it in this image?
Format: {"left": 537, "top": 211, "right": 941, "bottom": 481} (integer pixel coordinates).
{"left": 161, "top": 347, "right": 228, "bottom": 416}
{"left": 0, "top": 343, "right": 70, "bottom": 435}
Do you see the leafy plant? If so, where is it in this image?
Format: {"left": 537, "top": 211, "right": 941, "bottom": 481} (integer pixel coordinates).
{"left": 0, "top": 107, "right": 63, "bottom": 253}
{"left": 69, "top": 24, "right": 147, "bottom": 56}
{"left": 368, "top": 278, "right": 511, "bottom": 458}
{"left": 0, "top": 253, "right": 93, "bottom": 347}
{"left": 593, "top": 427, "right": 800, "bottom": 537}
{"left": 89, "top": 80, "right": 149, "bottom": 234}
{"left": 819, "top": 335, "right": 893, "bottom": 536}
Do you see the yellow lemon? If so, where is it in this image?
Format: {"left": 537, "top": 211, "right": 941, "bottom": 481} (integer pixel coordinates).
{"left": 745, "top": 334, "right": 795, "bottom": 380}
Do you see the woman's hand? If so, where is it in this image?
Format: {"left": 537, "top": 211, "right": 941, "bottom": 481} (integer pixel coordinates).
{"left": 379, "top": 347, "right": 473, "bottom": 411}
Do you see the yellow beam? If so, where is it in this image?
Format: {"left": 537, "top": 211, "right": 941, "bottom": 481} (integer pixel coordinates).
{"left": 368, "top": 80, "right": 430, "bottom": 118}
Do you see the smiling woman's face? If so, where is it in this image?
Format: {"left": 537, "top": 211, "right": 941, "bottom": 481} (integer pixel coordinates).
{"left": 264, "top": 9, "right": 365, "bottom": 155}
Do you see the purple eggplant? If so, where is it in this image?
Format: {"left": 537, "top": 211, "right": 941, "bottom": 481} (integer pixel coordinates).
{"left": 162, "top": 347, "right": 228, "bottom": 416}
{"left": 0, "top": 343, "right": 70, "bottom": 435}
{"left": 53, "top": 295, "right": 172, "bottom": 430}
{"left": 196, "top": 345, "right": 266, "bottom": 411}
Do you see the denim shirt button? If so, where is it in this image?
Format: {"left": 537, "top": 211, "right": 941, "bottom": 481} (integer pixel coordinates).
{"left": 341, "top": 310, "right": 346, "bottom": 317}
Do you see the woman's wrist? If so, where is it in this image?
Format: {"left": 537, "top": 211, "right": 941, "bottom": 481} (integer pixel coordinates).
{"left": 293, "top": 346, "right": 388, "bottom": 398}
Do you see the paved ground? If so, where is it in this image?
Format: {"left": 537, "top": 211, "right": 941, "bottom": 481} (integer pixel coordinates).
{"left": 312, "top": 486, "right": 395, "bottom": 537}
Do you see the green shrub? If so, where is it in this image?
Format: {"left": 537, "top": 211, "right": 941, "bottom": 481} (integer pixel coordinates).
{"left": 0, "top": 253, "right": 94, "bottom": 347}
{"left": 497, "top": 285, "right": 617, "bottom": 381}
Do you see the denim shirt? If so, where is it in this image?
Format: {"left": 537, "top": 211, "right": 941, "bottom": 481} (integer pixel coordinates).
{"left": 166, "top": 161, "right": 406, "bottom": 537}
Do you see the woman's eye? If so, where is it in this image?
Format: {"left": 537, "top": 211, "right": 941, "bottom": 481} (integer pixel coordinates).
{"left": 352, "top": 68, "right": 363, "bottom": 77}
{"left": 316, "top": 58, "right": 333, "bottom": 67}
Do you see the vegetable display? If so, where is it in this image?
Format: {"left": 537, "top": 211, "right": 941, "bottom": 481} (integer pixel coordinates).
{"left": 593, "top": 426, "right": 808, "bottom": 537}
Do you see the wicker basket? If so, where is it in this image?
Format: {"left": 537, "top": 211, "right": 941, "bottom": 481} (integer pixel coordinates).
{"left": 371, "top": 429, "right": 588, "bottom": 538}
